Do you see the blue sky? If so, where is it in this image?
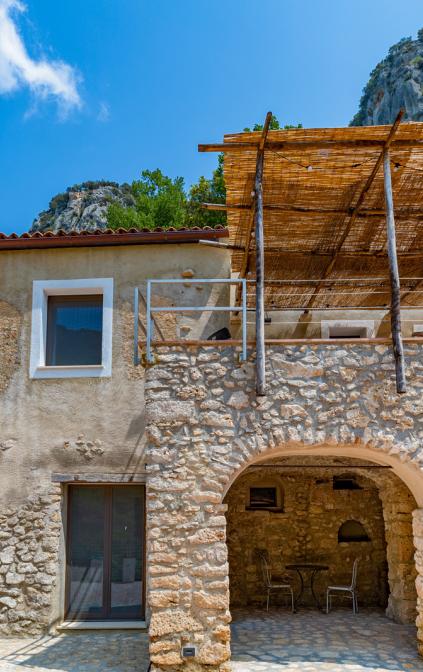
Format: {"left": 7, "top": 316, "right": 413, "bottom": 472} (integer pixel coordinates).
{"left": 0, "top": 0, "right": 422, "bottom": 235}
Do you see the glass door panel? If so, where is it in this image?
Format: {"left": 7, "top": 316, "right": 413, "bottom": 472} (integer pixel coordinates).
{"left": 66, "top": 485, "right": 145, "bottom": 620}
{"left": 110, "top": 487, "right": 144, "bottom": 618}
{"left": 67, "top": 487, "right": 105, "bottom": 618}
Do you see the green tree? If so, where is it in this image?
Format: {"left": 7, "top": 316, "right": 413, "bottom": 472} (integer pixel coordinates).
{"left": 107, "top": 169, "right": 188, "bottom": 230}
{"left": 243, "top": 114, "right": 303, "bottom": 132}
{"left": 187, "top": 154, "right": 226, "bottom": 227}
{"left": 107, "top": 116, "right": 302, "bottom": 230}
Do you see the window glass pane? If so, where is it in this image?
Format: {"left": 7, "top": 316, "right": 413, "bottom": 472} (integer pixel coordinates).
{"left": 110, "top": 487, "right": 144, "bottom": 618}
{"left": 68, "top": 487, "right": 105, "bottom": 618}
{"left": 46, "top": 295, "right": 103, "bottom": 366}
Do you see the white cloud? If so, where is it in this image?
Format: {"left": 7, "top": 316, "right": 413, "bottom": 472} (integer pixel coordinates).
{"left": 0, "top": 0, "right": 81, "bottom": 113}
{"left": 97, "top": 101, "right": 110, "bottom": 122}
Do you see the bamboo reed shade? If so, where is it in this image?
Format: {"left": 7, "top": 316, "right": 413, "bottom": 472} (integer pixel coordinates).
{"left": 223, "top": 123, "right": 423, "bottom": 310}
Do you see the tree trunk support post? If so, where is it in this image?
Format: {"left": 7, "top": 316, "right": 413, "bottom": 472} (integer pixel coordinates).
{"left": 383, "top": 148, "right": 406, "bottom": 394}
{"left": 255, "top": 112, "right": 272, "bottom": 396}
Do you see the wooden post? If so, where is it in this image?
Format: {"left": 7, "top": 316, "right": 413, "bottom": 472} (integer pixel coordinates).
{"left": 383, "top": 148, "right": 406, "bottom": 394}
{"left": 254, "top": 112, "right": 272, "bottom": 396}
{"left": 255, "top": 149, "right": 265, "bottom": 395}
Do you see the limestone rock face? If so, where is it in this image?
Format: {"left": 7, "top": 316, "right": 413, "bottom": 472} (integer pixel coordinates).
{"left": 30, "top": 181, "right": 135, "bottom": 233}
{"left": 351, "top": 30, "right": 423, "bottom": 126}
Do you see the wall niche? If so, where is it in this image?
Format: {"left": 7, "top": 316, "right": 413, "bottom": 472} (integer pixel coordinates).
{"left": 338, "top": 519, "right": 370, "bottom": 543}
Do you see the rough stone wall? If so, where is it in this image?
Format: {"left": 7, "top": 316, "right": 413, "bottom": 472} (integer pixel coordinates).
{"left": 225, "top": 464, "right": 389, "bottom": 609}
{"left": 413, "top": 509, "right": 423, "bottom": 655}
{"left": 145, "top": 344, "right": 423, "bottom": 671}
{"left": 0, "top": 484, "right": 61, "bottom": 635}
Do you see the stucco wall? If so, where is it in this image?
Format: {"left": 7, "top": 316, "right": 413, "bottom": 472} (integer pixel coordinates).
{"left": 144, "top": 344, "right": 423, "bottom": 671}
{"left": 0, "top": 243, "right": 230, "bottom": 634}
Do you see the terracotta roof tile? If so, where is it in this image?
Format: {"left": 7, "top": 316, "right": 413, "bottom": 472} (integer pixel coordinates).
{"left": 0, "top": 226, "right": 228, "bottom": 251}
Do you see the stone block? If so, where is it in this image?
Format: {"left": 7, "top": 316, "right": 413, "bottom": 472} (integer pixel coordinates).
{"left": 149, "top": 610, "right": 202, "bottom": 637}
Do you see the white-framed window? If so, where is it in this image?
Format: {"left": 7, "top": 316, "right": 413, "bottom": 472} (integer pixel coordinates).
{"left": 321, "top": 320, "right": 375, "bottom": 339}
{"left": 30, "top": 278, "right": 113, "bottom": 379}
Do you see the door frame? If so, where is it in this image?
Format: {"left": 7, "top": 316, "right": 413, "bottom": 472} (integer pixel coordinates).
{"left": 65, "top": 483, "right": 146, "bottom": 621}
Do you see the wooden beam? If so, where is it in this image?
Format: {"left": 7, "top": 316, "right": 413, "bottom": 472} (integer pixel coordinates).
{"left": 300, "top": 110, "right": 404, "bottom": 313}
{"left": 259, "top": 248, "right": 423, "bottom": 258}
{"left": 143, "top": 337, "right": 423, "bottom": 347}
{"left": 383, "top": 148, "right": 406, "bottom": 394}
{"left": 198, "top": 137, "right": 423, "bottom": 153}
{"left": 202, "top": 202, "right": 423, "bottom": 220}
{"left": 255, "top": 112, "right": 272, "bottom": 396}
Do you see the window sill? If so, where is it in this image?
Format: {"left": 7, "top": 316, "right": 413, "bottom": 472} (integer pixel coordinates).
{"left": 30, "top": 365, "right": 110, "bottom": 379}
{"left": 57, "top": 620, "right": 147, "bottom": 631}
{"left": 245, "top": 507, "right": 285, "bottom": 513}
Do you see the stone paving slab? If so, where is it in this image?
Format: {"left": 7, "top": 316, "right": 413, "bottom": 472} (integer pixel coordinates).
{"left": 231, "top": 608, "right": 423, "bottom": 672}
{"left": 0, "top": 632, "right": 149, "bottom": 672}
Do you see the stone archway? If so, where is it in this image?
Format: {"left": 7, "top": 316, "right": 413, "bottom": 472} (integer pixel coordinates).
{"left": 223, "top": 453, "right": 417, "bottom": 626}
{"left": 145, "top": 345, "right": 423, "bottom": 669}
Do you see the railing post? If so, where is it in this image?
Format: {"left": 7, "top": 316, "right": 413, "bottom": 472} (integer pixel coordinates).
{"left": 241, "top": 278, "right": 247, "bottom": 362}
{"left": 146, "top": 280, "right": 152, "bottom": 363}
{"left": 133, "top": 287, "right": 139, "bottom": 366}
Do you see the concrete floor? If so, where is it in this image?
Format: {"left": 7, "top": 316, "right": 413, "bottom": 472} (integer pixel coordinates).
{"left": 0, "top": 610, "right": 421, "bottom": 672}
{"left": 231, "top": 608, "right": 423, "bottom": 671}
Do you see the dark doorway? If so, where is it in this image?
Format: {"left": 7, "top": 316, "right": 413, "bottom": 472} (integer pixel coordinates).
{"left": 66, "top": 485, "right": 145, "bottom": 620}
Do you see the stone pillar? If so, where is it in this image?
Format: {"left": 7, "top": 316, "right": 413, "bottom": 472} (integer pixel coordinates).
{"left": 146, "top": 482, "right": 231, "bottom": 670}
{"left": 145, "top": 356, "right": 232, "bottom": 671}
{"left": 382, "top": 490, "right": 417, "bottom": 624}
{"left": 413, "top": 509, "right": 423, "bottom": 654}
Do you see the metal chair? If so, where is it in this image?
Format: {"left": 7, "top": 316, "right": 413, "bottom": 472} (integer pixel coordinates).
{"left": 326, "top": 558, "right": 359, "bottom": 614}
{"left": 256, "top": 549, "right": 295, "bottom": 613}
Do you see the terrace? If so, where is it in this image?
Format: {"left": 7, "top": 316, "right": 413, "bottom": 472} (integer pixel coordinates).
{"left": 136, "top": 111, "right": 423, "bottom": 398}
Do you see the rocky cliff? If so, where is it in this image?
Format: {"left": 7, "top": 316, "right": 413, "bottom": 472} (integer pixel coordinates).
{"left": 30, "top": 181, "right": 135, "bottom": 233}
{"left": 351, "top": 30, "right": 423, "bottom": 126}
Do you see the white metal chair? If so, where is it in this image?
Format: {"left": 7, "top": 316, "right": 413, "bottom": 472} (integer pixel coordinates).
{"left": 326, "top": 558, "right": 359, "bottom": 614}
{"left": 257, "top": 550, "right": 295, "bottom": 613}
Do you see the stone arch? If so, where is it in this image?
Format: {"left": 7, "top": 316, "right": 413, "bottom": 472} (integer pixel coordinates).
{"left": 222, "top": 442, "right": 421, "bottom": 638}
{"left": 222, "top": 443, "right": 423, "bottom": 506}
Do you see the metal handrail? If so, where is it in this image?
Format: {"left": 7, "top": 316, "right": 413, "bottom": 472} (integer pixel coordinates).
{"left": 135, "top": 278, "right": 247, "bottom": 364}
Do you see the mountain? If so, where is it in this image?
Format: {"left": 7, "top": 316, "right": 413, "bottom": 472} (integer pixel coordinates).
{"left": 30, "top": 181, "right": 135, "bottom": 233}
{"left": 351, "top": 30, "right": 423, "bottom": 126}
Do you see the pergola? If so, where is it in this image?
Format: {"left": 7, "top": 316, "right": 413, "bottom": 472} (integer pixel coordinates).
{"left": 199, "top": 111, "right": 423, "bottom": 395}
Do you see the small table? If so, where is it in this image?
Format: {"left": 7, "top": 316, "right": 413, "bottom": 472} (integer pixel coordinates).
{"left": 285, "top": 563, "right": 329, "bottom": 610}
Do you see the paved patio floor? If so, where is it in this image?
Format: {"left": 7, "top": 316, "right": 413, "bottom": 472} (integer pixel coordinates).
{"left": 0, "top": 632, "right": 149, "bottom": 672}
{"left": 0, "top": 610, "right": 421, "bottom": 671}
{"left": 231, "top": 608, "right": 423, "bottom": 671}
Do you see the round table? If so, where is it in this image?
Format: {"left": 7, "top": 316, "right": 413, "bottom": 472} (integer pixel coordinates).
{"left": 285, "top": 563, "right": 329, "bottom": 610}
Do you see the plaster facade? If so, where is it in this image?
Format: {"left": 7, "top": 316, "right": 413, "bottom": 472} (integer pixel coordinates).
{"left": 0, "top": 243, "right": 230, "bottom": 634}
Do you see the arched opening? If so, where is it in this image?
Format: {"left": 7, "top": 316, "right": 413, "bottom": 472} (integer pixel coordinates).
{"left": 225, "top": 453, "right": 419, "bottom": 669}
{"left": 338, "top": 519, "right": 370, "bottom": 542}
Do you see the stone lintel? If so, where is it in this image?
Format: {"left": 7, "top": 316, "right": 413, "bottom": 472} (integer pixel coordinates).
{"left": 51, "top": 472, "right": 147, "bottom": 483}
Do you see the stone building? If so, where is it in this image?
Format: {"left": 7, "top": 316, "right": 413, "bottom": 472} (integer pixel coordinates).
{"left": 2, "top": 120, "right": 423, "bottom": 672}
{"left": 0, "top": 226, "right": 230, "bottom": 636}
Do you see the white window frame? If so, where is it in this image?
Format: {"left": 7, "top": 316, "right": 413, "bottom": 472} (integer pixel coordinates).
{"left": 321, "top": 320, "right": 375, "bottom": 339}
{"left": 30, "top": 278, "right": 113, "bottom": 379}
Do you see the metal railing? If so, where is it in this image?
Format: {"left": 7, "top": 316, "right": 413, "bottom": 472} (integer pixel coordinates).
{"left": 134, "top": 278, "right": 247, "bottom": 365}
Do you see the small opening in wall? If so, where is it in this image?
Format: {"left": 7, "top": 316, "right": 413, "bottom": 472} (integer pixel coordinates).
{"left": 333, "top": 475, "right": 362, "bottom": 490}
{"left": 247, "top": 487, "right": 282, "bottom": 511}
{"left": 338, "top": 519, "right": 370, "bottom": 543}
